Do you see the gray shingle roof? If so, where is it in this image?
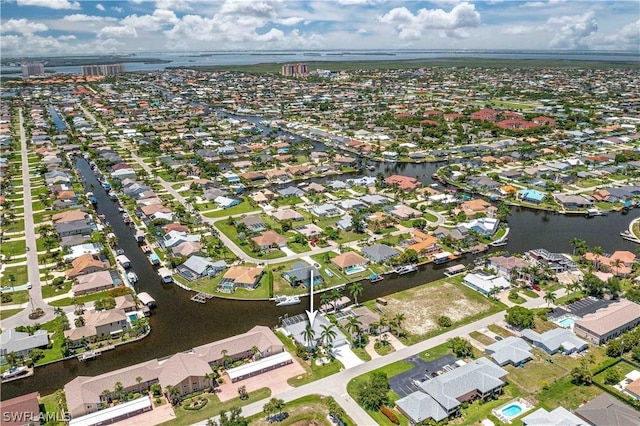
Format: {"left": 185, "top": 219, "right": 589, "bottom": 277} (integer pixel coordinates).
{"left": 361, "top": 244, "right": 400, "bottom": 262}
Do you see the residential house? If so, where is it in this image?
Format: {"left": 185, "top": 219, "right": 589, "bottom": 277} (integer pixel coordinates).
{"left": 518, "top": 189, "right": 546, "bottom": 204}
{"left": 526, "top": 248, "right": 578, "bottom": 273}
{"left": 361, "top": 244, "right": 400, "bottom": 263}
{"left": 251, "top": 230, "right": 287, "bottom": 250}
{"left": 361, "top": 194, "right": 392, "bottom": 206}
{"left": 583, "top": 250, "right": 635, "bottom": 276}
{"left": 64, "top": 309, "right": 129, "bottom": 345}
{"left": 407, "top": 229, "right": 441, "bottom": 255}
{"left": 0, "top": 329, "right": 49, "bottom": 362}
{"left": 339, "top": 199, "right": 367, "bottom": 211}
{"left": 310, "top": 203, "right": 342, "bottom": 217}
{"left": 305, "top": 182, "right": 326, "bottom": 194}
{"left": 203, "top": 188, "right": 228, "bottom": 202}
{"left": 0, "top": 392, "right": 41, "bottom": 426}
{"left": 284, "top": 313, "right": 348, "bottom": 348}
{"left": 282, "top": 262, "right": 323, "bottom": 288}
{"left": 161, "top": 231, "right": 201, "bottom": 248}
{"left": 72, "top": 270, "right": 120, "bottom": 296}
{"left": 520, "top": 328, "right": 588, "bottom": 354}
{"left": 278, "top": 186, "right": 305, "bottom": 198}
{"left": 395, "top": 358, "right": 508, "bottom": 424}
{"left": 574, "top": 300, "right": 640, "bottom": 345}
{"left": 249, "top": 189, "right": 276, "bottom": 205}
{"left": 574, "top": 393, "right": 640, "bottom": 426}
{"left": 157, "top": 353, "right": 212, "bottom": 397}
{"left": 387, "top": 204, "right": 422, "bottom": 220}
{"left": 463, "top": 272, "right": 511, "bottom": 296}
{"left": 52, "top": 209, "right": 88, "bottom": 224}
{"left": 239, "top": 216, "right": 267, "bottom": 233}
{"left": 458, "top": 217, "right": 500, "bottom": 237}
{"left": 336, "top": 214, "right": 353, "bottom": 230}
{"left": 193, "top": 325, "right": 284, "bottom": 366}
{"left": 467, "top": 176, "right": 500, "bottom": 191}
{"left": 487, "top": 255, "right": 530, "bottom": 279}
{"left": 63, "top": 242, "right": 104, "bottom": 262}
{"left": 67, "top": 254, "right": 111, "bottom": 279}
{"left": 484, "top": 336, "right": 532, "bottom": 366}
{"left": 271, "top": 208, "right": 304, "bottom": 222}
{"left": 171, "top": 241, "right": 203, "bottom": 257}
{"left": 178, "top": 256, "right": 226, "bottom": 281}
{"left": 384, "top": 175, "right": 421, "bottom": 190}
{"left": 295, "top": 224, "right": 323, "bottom": 239}
{"left": 331, "top": 252, "right": 369, "bottom": 273}
{"left": 522, "top": 407, "right": 584, "bottom": 426}
{"left": 54, "top": 218, "right": 95, "bottom": 237}
{"left": 554, "top": 194, "right": 594, "bottom": 209}
{"left": 214, "top": 196, "right": 240, "bottom": 209}
{"left": 218, "top": 266, "right": 264, "bottom": 292}
{"left": 458, "top": 199, "right": 497, "bottom": 218}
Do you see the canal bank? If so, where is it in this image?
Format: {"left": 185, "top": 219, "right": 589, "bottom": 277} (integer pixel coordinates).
{"left": 3, "top": 157, "right": 640, "bottom": 400}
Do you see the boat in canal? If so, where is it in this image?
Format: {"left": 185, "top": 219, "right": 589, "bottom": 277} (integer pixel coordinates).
{"left": 433, "top": 252, "right": 454, "bottom": 265}
{"left": 116, "top": 254, "right": 131, "bottom": 269}
{"left": 394, "top": 264, "right": 418, "bottom": 275}
{"left": 127, "top": 271, "right": 138, "bottom": 283}
{"left": 369, "top": 273, "right": 384, "bottom": 283}
{"left": 1, "top": 366, "right": 28, "bottom": 380}
{"left": 275, "top": 295, "right": 301, "bottom": 306}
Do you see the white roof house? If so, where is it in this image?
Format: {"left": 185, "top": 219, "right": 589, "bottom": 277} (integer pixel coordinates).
{"left": 462, "top": 272, "right": 511, "bottom": 295}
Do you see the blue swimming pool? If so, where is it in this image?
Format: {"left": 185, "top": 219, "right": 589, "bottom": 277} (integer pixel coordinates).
{"left": 501, "top": 404, "right": 522, "bottom": 418}
{"left": 558, "top": 318, "right": 574, "bottom": 328}
{"left": 128, "top": 314, "right": 138, "bottom": 323}
{"left": 345, "top": 265, "right": 366, "bottom": 275}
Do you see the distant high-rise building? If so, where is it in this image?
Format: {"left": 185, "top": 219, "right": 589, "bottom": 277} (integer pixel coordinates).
{"left": 21, "top": 62, "right": 44, "bottom": 77}
{"left": 81, "top": 63, "right": 125, "bottom": 77}
{"left": 281, "top": 63, "right": 308, "bottom": 77}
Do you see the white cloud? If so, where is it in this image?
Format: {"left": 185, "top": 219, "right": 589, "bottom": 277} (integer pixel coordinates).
{"left": 548, "top": 11, "right": 598, "bottom": 49}
{"left": 593, "top": 19, "right": 639, "bottom": 50}
{"left": 522, "top": 0, "right": 564, "bottom": 8}
{"left": 96, "top": 3, "right": 105, "bottom": 11}
{"left": 97, "top": 25, "right": 138, "bottom": 39}
{"left": 155, "top": 0, "right": 194, "bottom": 11}
{"left": 337, "top": 0, "right": 382, "bottom": 5}
{"left": 502, "top": 24, "right": 540, "bottom": 35}
{"left": 112, "top": 6, "right": 123, "bottom": 13}
{"left": 121, "top": 9, "right": 179, "bottom": 31}
{"left": 1, "top": 18, "right": 48, "bottom": 35}
{"left": 277, "top": 17, "right": 305, "bottom": 26}
{"left": 255, "top": 28, "right": 285, "bottom": 42}
{"left": 379, "top": 2, "right": 480, "bottom": 40}
{"left": 64, "top": 14, "right": 117, "bottom": 22}
{"left": 16, "top": 0, "right": 80, "bottom": 10}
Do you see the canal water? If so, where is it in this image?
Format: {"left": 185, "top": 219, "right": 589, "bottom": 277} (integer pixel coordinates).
{"left": 3, "top": 156, "right": 638, "bottom": 399}
{"left": 46, "top": 105, "right": 68, "bottom": 131}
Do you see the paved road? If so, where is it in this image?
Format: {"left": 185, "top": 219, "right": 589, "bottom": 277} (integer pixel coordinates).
{"left": 1, "top": 109, "right": 55, "bottom": 330}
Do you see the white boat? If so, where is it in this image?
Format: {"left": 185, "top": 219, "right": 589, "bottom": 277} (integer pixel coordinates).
{"left": 116, "top": 254, "right": 131, "bottom": 269}
{"left": 394, "top": 264, "right": 418, "bottom": 275}
{"left": 127, "top": 271, "right": 138, "bottom": 283}
{"left": 2, "top": 366, "right": 28, "bottom": 379}
{"left": 275, "top": 295, "right": 301, "bottom": 307}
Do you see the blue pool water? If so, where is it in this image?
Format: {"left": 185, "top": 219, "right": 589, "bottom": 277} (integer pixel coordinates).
{"left": 345, "top": 265, "right": 366, "bottom": 275}
{"left": 501, "top": 404, "right": 523, "bottom": 418}
{"left": 558, "top": 318, "right": 574, "bottom": 327}
{"left": 128, "top": 314, "right": 138, "bottom": 323}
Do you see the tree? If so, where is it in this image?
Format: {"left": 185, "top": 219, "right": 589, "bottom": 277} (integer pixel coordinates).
{"left": 605, "top": 276, "right": 622, "bottom": 300}
{"left": 326, "top": 396, "right": 346, "bottom": 421}
{"left": 75, "top": 316, "right": 85, "bottom": 328}
{"left": 349, "top": 281, "right": 363, "bottom": 306}
{"left": 165, "top": 384, "right": 180, "bottom": 405}
{"left": 451, "top": 337, "right": 473, "bottom": 358}
{"left": 355, "top": 371, "right": 389, "bottom": 410}
{"left": 505, "top": 306, "right": 535, "bottom": 329}
{"left": 604, "top": 367, "right": 623, "bottom": 385}
{"left": 570, "top": 238, "right": 587, "bottom": 256}
{"left": 136, "top": 376, "right": 144, "bottom": 390}
{"left": 221, "top": 349, "right": 231, "bottom": 369}
{"left": 582, "top": 273, "right": 605, "bottom": 298}
{"left": 437, "top": 315, "right": 452, "bottom": 327}
{"left": 114, "top": 381, "right": 125, "bottom": 401}
{"left": 544, "top": 290, "right": 557, "bottom": 308}
{"left": 330, "top": 287, "right": 343, "bottom": 310}
{"left": 351, "top": 210, "right": 366, "bottom": 233}
{"left": 237, "top": 385, "right": 248, "bottom": 400}
{"left": 391, "top": 313, "right": 405, "bottom": 335}
{"left": 320, "top": 323, "right": 338, "bottom": 348}
{"left": 571, "top": 358, "right": 593, "bottom": 385}
{"left": 302, "top": 323, "right": 316, "bottom": 349}
{"left": 346, "top": 315, "right": 363, "bottom": 347}
{"left": 215, "top": 407, "right": 248, "bottom": 426}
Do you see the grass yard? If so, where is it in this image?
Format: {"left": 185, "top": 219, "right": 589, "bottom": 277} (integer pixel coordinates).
{"left": 41, "top": 282, "right": 72, "bottom": 299}
{"left": 420, "top": 341, "right": 456, "bottom": 362}
{"left": 203, "top": 201, "right": 259, "bottom": 218}
{"left": 185, "top": 270, "right": 270, "bottom": 300}
{"left": 0, "top": 308, "right": 23, "bottom": 320}
{"left": 505, "top": 348, "right": 573, "bottom": 394}
{"left": 0, "top": 265, "right": 29, "bottom": 287}
{"left": 49, "top": 288, "right": 132, "bottom": 307}
{"left": 39, "top": 393, "right": 67, "bottom": 426}
{"left": 536, "top": 377, "right": 602, "bottom": 411}
{"left": 0, "top": 239, "right": 26, "bottom": 257}
{"left": 0, "top": 289, "right": 29, "bottom": 305}
{"left": 273, "top": 196, "right": 304, "bottom": 207}
{"left": 469, "top": 331, "right": 496, "bottom": 346}
{"left": 215, "top": 221, "right": 286, "bottom": 260}
{"left": 160, "top": 387, "right": 271, "bottom": 426}
{"left": 522, "top": 288, "right": 540, "bottom": 298}
{"left": 488, "top": 324, "right": 515, "bottom": 338}
{"left": 248, "top": 394, "right": 356, "bottom": 426}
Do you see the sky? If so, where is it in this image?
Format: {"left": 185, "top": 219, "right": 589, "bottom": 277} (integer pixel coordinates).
{"left": 1, "top": 0, "right": 638, "bottom": 57}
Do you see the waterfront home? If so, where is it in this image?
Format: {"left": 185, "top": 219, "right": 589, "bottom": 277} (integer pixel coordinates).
{"left": 193, "top": 325, "right": 284, "bottom": 366}
{"left": 310, "top": 203, "right": 342, "bottom": 217}
{"left": 64, "top": 308, "right": 129, "bottom": 346}
{"left": 554, "top": 194, "right": 594, "bottom": 209}
{"left": 177, "top": 255, "right": 226, "bottom": 280}
{"left": 457, "top": 217, "right": 500, "bottom": 236}
{"left": 54, "top": 218, "right": 95, "bottom": 237}
{"left": 574, "top": 393, "right": 640, "bottom": 426}
{"left": 458, "top": 199, "right": 497, "bottom": 218}
{"left": 161, "top": 230, "right": 201, "bottom": 248}
{"left": 520, "top": 328, "right": 587, "bottom": 354}
{"left": 463, "top": 272, "right": 511, "bottom": 296}
{"left": 518, "top": 189, "right": 546, "bottom": 204}
{"left": 583, "top": 250, "right": 635, "bottom": 276}
{"left": 574, "top": 300, "right": 640, "bottom": 345}
{"left": 395, "top": 358, "right": 508, "bottom": 424}
{"left": 0, "top": 329, "right": 49, "bottom": 362}
{"left": 484, "top": 336, "right": 532, "bottom": 366}
{"left": 521, "top": 407, "right": 584, "bottom": 426}
{"left": 66, "top": 254, "right": 111, "bottom": 279}
{"left": 282, "top": 261, "right": 323, "bottom": 288}
{"left": 487, "top": 255, "right": 530, "bottom": 279}
{"left": 305, "top": 182, "right": 326, "bottom": 194}
{"left": 271, "top": 208, "right": 304, "bottom": 222}
{"left": 339, "top": 198, "right": 367, "bottom": 211}
{"left": 361, "top": 194, "right": 392, "bottom": 206}
{"left": 114, "top": 294, "right": 137, "bottom": 313}
{"left": 72, "top": 270, "right": 120, "bottom": 296}
{"left": 384, "top": 174, "right": 421, "bottom": 190}
{"left": 526, "top": 248, "right": 578, "bottom": 273}
{"left": 467, "top": 176, "right": 501, "bottom": 191}
{"left": 407, "top": 229, "right": 440, "bottom": 255}
{"left": 63, "top": 242, "right": 104, "bottom": 261}
{"left": 52, "top": 209, "right": 89, "bottom": 224}
{"left": 0, "top": 392, "right": 41, "bottom": 426}
{"left": 361, "top": 244, "right": 400, "bottom": 263}
{"left": 284, "top": 313, "right": 348, "bottom": 348}
{"left": 218, "top": 266, "right": 264, "bottom": 292}
{"left": 331, "top": 252, "right": 368, "bottom": 273}
{"left": 239, "top": 216, "right": 267, "bottom": 233}
{"left": 214, "top": 195, "right": 240, "bottom": 209}
{"left": 295, "top": 224, "right": 323, "bottom": 239}
{"left": 139, "top": 204, "right": 174, "bottom": 221}
{"left": 278, "top": 186, "right": 305, "bottom": 197}
{"left": 171, "top": 241, "right": 203, "bottom": 257}
{"left": 251, "top": 230, "right": 287, "bottom": 250}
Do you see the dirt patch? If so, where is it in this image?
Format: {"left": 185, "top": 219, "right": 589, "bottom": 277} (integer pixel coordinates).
{"left": 251, "top": 402, "right": 330, "bottom": 426}
{"left": 382, "top": 282, "right": 492, "bottom": 335}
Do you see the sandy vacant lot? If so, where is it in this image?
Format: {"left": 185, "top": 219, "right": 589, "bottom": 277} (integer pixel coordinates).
{"left": 380, "top": 281, "right": 493, "bottom": 335}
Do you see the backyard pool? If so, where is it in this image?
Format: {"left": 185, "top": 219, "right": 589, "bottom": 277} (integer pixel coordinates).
{"left": 345, "top": 265, "right": 366, "bottom": 275}
{"left": 553, "top": 316, "right": 576, "bottom": 328}
{"left": 501, "top": 405, "right": 522, "bottom": 418}
{"left": 492, "top": 398, "right": 532, "bottom": 423}
{"left": 128, "top": 314, "right": 138, "bottom": 323}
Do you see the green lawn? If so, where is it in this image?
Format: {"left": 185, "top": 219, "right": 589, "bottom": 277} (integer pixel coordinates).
{"left": 42, "top": 282, "right": 72, "bottom": 299}
{"left": 0, "top": 265, "right": 29, "bottom": 287}
{"left": 469, "top": 331, "right": 496, "bottom": 346}
{"left": 0, "top": 289, "right": 29, "bottom": 305}
{"left": 536, "top": 377, "right": 602, "bottom": 411}
{"left": 247, "top": 394, "right": 356, "bottom": 426}
{"left": 488, "top": 324, "right": 515, "bottom": 338}
{"left": 215, "top": 221, "right": 286, "bottom": 260}
{"left": 420, "top": 341, "right": 456, "bottom": 362}
{"left": 49, "top": 288, "right": 131, "bottom": 307}
{"left": 0, "top": 239, "right": 26, "bottom": 257}
{"left": 0, "top": 308, "right": 23, "bottom": 320}
{"left": 203, "top": 201, "right": 259, "bottom": 218}
{"left": 37, "top": 316, "right": 68, "bottom": 365}
{"left": 273, "top": 196, "right": 304, "bottom": 207}
{"left": 39, "top": 393, "right": 67, "bottom": 426}
{"left": 522, "top": 288, "right": 540, "bottom": 298}
{"left": 508, "top": 291, "right": 527, "bottom": 304}
{"left": 160, "top": 387, "right": 271, "bottom": 426}
{"left": 287, "top": 358, "right": 343, "bottom": 387}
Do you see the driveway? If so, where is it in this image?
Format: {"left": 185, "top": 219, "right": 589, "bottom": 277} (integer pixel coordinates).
{"left": 332, "top": 345, "right": 364, "bottom": 369}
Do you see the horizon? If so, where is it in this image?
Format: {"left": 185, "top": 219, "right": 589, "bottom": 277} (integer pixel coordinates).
{"left": 1, "top": 0, "right": 638, "bottom": 56}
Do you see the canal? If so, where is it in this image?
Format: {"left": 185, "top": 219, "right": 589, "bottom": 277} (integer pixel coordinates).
{"left": 3, "top": 158, "right": 639, "bottom": 399}
{"left": 46, "top": 105, "right": 68, "bottom": 131}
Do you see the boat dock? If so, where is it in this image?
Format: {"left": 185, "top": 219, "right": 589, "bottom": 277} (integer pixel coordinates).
{"left": 621, "top": 230, "right": 640, "bottom": 244}
{"left": 78, "top": 351, "right": 101, "bottom": 361}
{"left": 191, "top": 292, "right": 213, "bottom": 304}
{"left": 1, "top": 367, "right": 33, "bottom": 383}
{"left": 444, "top": 264, "right": 466, "bottom": 277}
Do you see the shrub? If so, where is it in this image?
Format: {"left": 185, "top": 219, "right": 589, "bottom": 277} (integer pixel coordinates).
{"left": 437, "top": 315, "right": 452, "bottom": 327}
{"left": 155, "top": 397, "right": 162, "bottom": 405}
{"left": 380, "top": 406, "right": 400, "bottom": 425}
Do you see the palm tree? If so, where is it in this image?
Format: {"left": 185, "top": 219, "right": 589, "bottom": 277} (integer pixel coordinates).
{"left": 220, "top": 349, "right": 231, "bottom": 369}
{"left": 330, "top": 288, "right": 343, "bottom": 311}
{"left": 392, "top": 313, "right": 406, "bottom": 336}
{"left": 320, "top": 292, "right": 332, "bottom": 310}
{"left": 136, "top": 376, "right": 143, "bottom": 391}
{"left": 346, "top": 316, "right": 363, "bottom": 347}
{"left": 114, "top": 381, "right": 125, "bottom": 401}
{"left": 544, "top": 290, "right": 557, "bottom": 308}
{"left": 302, "top": 323, "right": 316, "bottom": 350}
{"left": 251, "top": 345, "right": 261, "bottom": 360}
{"left": 570, "top": 238, "right": 587, "bottom": 256}
{"left": 320, "top": 324, "right": 338, "bottom": 348}
{"left": 611, "top": 258, "right": 624, "bottom": 275}
{"left": 349, "top": 282, "right": 363, "bottom": 306}
{"left": 165, "top": 385, "right": 180, "bottom": 405}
